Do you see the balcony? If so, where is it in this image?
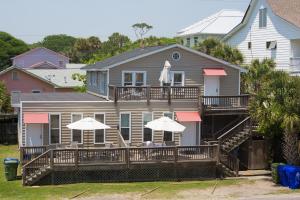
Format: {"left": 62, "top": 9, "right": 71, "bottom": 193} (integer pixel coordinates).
{"left": 201, "top": 95, "right": 250, "bottom": 115}
{"left": 108, "top": 85, "right": 200, "bottom": 104}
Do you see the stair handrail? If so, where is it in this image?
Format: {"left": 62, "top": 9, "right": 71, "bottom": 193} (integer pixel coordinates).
{"left": 220, "top": 148, "right": 240, "bottom": 176}
{"left": 217, "top": 116, "right": 251, "bottom": 141}
{"left": 22, "top": 149, "right": 52, "bottom": 185}
{"left": 213, "top": 116, "right": 245, "bottom": 139}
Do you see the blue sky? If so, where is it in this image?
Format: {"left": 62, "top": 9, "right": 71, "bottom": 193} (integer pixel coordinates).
{"left": 0, "top": 0, "right": 250, "bottom": 44}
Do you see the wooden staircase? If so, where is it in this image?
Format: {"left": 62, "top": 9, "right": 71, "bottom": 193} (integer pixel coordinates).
{"left": 215, "top": 116, "right": 253, "bottom": 177}
{"left": 22, "top": 150, "right": 53, "bottom": 186}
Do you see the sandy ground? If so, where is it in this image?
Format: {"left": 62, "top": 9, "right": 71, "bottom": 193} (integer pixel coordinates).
{"left": 76, "top": 176, "right": 300, "bottom": 200}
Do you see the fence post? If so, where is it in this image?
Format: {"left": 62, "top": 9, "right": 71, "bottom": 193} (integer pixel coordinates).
{"left": 236, "top": 158, "right": 240, "bottom": 176}
{"left": 125, "top": 148, "right": 130, "bottom": 168}
{"left": 216, "top": 143, "right": 220, "bottom": 164}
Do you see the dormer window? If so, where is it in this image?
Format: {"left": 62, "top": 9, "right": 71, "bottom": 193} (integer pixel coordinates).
{"left": 12, "top": 71, "right": 19, "bottom": 80}
{"left": 259, "top": 8, "right": 267, "bottom": 28}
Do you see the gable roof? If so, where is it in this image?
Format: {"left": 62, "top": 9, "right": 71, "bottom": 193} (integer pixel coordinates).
{"left": 177, "top": 9, "right": 244, "bottom": 37}
{"left": 223, "top": 0, "right": 300, "bottom": 41}
{"left": 267, "top": 0, "right": 300, "bottom": 29}
{"left": 0, "top": 66, "right": 85, "bottom": 88}
{"left": 28, "top": 61, "right": 60, "bottom": 69}
{"left": 83, "top": 44, "right": 246, "bottom": 72}
{"left": 11, "top": 47, "right": 69, "bottom": 60}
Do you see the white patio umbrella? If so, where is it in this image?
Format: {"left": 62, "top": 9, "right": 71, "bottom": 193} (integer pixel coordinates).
{"left": 67, "top": 117, "right": 111, "bottom": 130}
{"left": 159, "top": 60, "right": 172, "bottom": 84}
{"left": 145, "top": 116, "right": 186, "bottom": 132}
{"left": 66, "top": 117, "right": 111, "bottom": 147}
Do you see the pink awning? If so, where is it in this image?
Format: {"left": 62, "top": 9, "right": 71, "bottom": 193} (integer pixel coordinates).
{"left": 203, "top": 68, "right": 227, "bottom": 76}
{"left": 24, "top": 113, "right": 48, "bottom": 124}
{"left": 176, "top": 112, "right": 202, "bottom": 122}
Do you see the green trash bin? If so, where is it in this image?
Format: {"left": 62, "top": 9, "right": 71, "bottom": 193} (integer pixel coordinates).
{"left": 4, "top": 158, "right": 19, "bottom": 181}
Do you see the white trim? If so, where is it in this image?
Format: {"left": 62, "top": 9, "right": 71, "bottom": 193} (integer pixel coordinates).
{"left": 86, "top": 44, "right": 246, "bottom": 72}
{"left": 71, "top": 113, "right": 83, "bottom": 144}
{"left": 94, "top": 113, "right": 106, "bottom": 144}
{"left": 163, "top": 112, "right": 175, "bottom": 142}
{"left": 121, "top": 71, "right": 147, "bottom": 86}
{"left": 142, "top": 112, "right": 154, "bottom": 142}
{"left": 170, "top": 71, "right": 185, "bottom": 86}
{"left": 119, "top": 112, "right": 131, "bottom": 143}
{"left": 49, "top": 113, "right": 61, "bottom": 144}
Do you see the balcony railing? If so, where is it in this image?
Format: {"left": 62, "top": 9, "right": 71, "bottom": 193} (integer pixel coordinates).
{"left": 202, "top": 95, "right": 250, "bottom": 112}
{"left": 108, "top": 85, "right": 200, "bottom": 103}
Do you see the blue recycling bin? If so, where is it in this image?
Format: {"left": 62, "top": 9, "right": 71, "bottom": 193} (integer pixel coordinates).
{"left": 285, "top": 165, "right": 300, "bottom": 189}
{"left": 278, "top": 165, "right": 289, "bottom": 187}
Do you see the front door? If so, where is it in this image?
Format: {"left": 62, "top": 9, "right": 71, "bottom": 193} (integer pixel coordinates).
{"left": 180, "top": 122, "right": 197, "bottom": 146}
{"left": 204, "top": 76, "right": 220, "bottom": 105}
{"left": 26, "top": 124, "right": 43, "bottom": 146}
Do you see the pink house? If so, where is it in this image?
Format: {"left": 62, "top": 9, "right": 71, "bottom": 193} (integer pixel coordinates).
{"left": 12, "top": 47, "right": 70, "bottom": 69}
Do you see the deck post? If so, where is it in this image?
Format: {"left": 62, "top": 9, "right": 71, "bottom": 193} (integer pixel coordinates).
{"left": 125, "top": 148, "right": 130, "bottom": 168}
{"left": 74, "top": 149, "right": 79, "bottom": 167}
{"left": 174, "top": 146, "right": 179, "bottom": 181}
{"left": 168, "top": 86, "right": 171, "bottom": 105}
{"left": 146, "top": 86, "right": 150, "bottom": 105}
{"left": 113, "top": 86, "right": 118, "bottom": 103}
{"left": 50, "top": 150, "right": 54, "bottom": 169}
{"left": 216, "top": 143, "right": 220, "bottom": 164}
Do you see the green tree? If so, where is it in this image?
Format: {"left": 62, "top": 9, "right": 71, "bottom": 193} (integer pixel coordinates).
{"left": 246, "top": 59, "right": 300, "bottom": 164}
{"left": 0, "top": 81, "right": 12, "bottom": 113}
{"left": 132, "top": 23, "right": 153, "bottom": 47}
{"left": 195, "top": 38, "right": 244, "bottom": 65}
{"left": 71, "top": 73, "right": 87, "bottom": 92}
{"left": 0, "top": 32, "right": 29, "bottom": 70}
{"left": 35, "top": 34, "right": 76, "bottom": 54}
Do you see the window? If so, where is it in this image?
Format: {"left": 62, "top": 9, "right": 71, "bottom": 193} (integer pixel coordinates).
{"left": 171, "top": 71, "right": 184, "bottom": 86}
{"left": 186, "top": 38, "right": 191, "bottom": 47}
{"left": 88, "top": 72, "right": 92, "bottom": 86}
{"left": 259, "top": 8, "right": 267, "bottom": 28}
{"left": 12, "top": 71, "right": 19, "bottom": 80}
{"left": 266, "top": 41, "right": 277, "bottom": 50}
{"left": 94, "top": 113, "right": 105, "bottom": 144}
{"left": 71, "top": 114, "right": 83, "bottom": 144}
{"left": 32, "top": 90, "right": 41, "bottom": 93}
{"left": 120, "top": 113, "right": 131, "bottom": 141}
{"left": 163, "top": 112, "right": 173, "bottom": 142}
{"left": 172, "top": 52, "right": 181, "bottom": 61}
{"left": 194, "top": 37, "right": 199, "bottom": 46}
{"left": 143, "top": 112, "right": 153, "bottom": 142}
{"left": 122, "top": 71, "right": 146, "bottom": 86}
{"left": 248, "top": 42, "right": 252, "bottom": 50}
{"left": 92, "top": 72, "right": 97, "bottom": 86}
{"left": 50, "top": 114, "right": 60, "bottom": 144}
{"left": 99, "top": 71, "right": 107, "bottom": 95}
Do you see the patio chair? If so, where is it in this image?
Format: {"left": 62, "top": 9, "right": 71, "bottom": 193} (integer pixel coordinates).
{"left": 67, "top": 142, "right": 78, "bottom": 149}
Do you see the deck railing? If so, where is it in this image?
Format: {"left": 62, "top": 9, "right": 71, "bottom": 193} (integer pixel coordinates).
{"left": 20, "top": 146, "right": 48, "bottom": 164}
{"left": 202, "top": 95, "right": 250, "bottom": 111}
{"left": 108, "top": 85, "right": 200, "bottom": 103}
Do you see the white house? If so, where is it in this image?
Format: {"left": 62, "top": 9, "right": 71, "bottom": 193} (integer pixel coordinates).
{"left": 177, "top": 9, "right": 244, "bottom": 48}
{"left": 223, "top": 0, "right": 300, "bottom": 74}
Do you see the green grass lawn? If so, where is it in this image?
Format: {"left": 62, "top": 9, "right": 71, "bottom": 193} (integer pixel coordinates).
{"left": 0, "top": 145, "right": 244, "bottom": 200}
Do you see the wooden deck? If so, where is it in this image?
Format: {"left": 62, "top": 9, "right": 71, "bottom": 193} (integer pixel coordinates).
{"left": 22, "top": 145, "right": 219, "bottom": 185}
